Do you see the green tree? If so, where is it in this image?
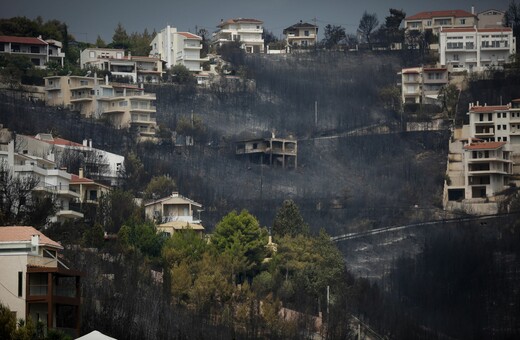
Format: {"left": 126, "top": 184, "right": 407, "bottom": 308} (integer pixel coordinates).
{"left": 96, "top": 189, "right": 139, "bottom": 233}
{"left": 144, "top": 175, "right": 176, "bottom": 200}
{"left": 358, "top": 11, "right": 380, "bottom": 49}
{"left": 211, "top": 210, "right": 268, "bottom": 282}
{"left": 176, "top": 115, "right": 207, "bottom": 143}
{"left": 119, "top": 219, "right": 165, "bottom": 258}
{"left": 0, "top": 303, "right": 16, "bottom": 340}
{"left": 112, "top": 22, "right": 130, "bottom": 49}
{"left": 322, "top": 24, "right": 346, "bottom": 49}
{"left": 272, "top": 199, "right": 309, "bottom": 237}
{"left": 162, "top": 228, "right": 207, "bottom": 266}
{"left": 166, "top": 64, "right": 195, "bottom": 84}
{"left": 120, "top": 152, "right": 147, "bottom": 194}
{"left": 95, "top": 35, "right": 107, "bottom": 48}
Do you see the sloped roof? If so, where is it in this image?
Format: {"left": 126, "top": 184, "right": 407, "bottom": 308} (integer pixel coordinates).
{"left": 144, "top": 193, "right": 202, "bottom": 208}
{"left": 406, "top": 10, "right": 475, "bottom": 20}
{"left": 0, "top": 35, "right": 47, "bottom": 45}
{"left": 0, "top": 226, "right": 63, "bottom": 249}
{"left": 283, "top": 22, "right": 318, "bottom": 34}
{"left": 158, "top": 221, "right": 205, "bottom": 230}
{"left": 76, "top": 330, "right": 117, "bottom": 340}
{"left": 218, "top": 18, "right": 263, "bottom": 27}
{"left": 177, "top": 32, "right": 202, "bottom": 40}
{"left": 469, "top": 105, "right": 509, "bottom": 113}
{"left": 464, "top": 142, "right": 507, "bottom": 150}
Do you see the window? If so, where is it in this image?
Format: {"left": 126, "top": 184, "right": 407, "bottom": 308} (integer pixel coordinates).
{"left": 31, "top": 58, "right": 41, "bottom": 66}
{"left": 0, "top": 44, "right": 4, "bottom": 52}
{"left": 460, "top": 19, "right": 466, "bottom": 25}
{"left": 89, "top": 51, "right": 96, "bottom": 58}
{"left": 504, "top": 137, "right": 508, "bottom": 141}
{"left": 503, "top": 124, "right": 507, "bottom": 130}
{"left": 304, "top": 30, "right": 310, "bottom": 37}
{"left": 30, "top": 46, "right": 40, "bottom": 53}
{"left": 497, "top": 125, "right": 501, "bottom": 130}
{"left": 426, "top": 20, "right": 432, "bottom": 26}
{"left": 18, "top": 272, "right": 22, "bottom": 297}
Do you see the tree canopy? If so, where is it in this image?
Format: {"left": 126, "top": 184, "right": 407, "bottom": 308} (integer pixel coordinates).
{"left": 322, "top": 24, "right": 346, "bottom": 49}
{"left": 272, "top": 199, "right": 309, "bottom": 237}
{"left": 358, "top": 11, "right": 380, "bottom": 49}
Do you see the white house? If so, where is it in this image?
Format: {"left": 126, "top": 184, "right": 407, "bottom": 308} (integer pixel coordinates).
{"left": 149, "top": 26, "right": 208, "bottom": 71}
{"left": 404, "top": 9, "right": 477, "bottom": 35}
{"left": 400, "top": 66, "right": 449, "bottom": 104}
{"left": 439, "top": 27, "right": 516, "bottom": 72}
{"left": 212, "top": 18, "right": 264, "bottom": 53}
{"left": 0, "top": 140, "right": 84, "bottom": 223}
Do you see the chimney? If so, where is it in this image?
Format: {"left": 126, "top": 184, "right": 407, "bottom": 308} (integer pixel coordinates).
{"left": 89, "top": 139, "right": 92, "bottom": 148}
{"left": 83, "top": 139, "right": 88, "bottom": 147}
{"left": 105, "top": 74, "right": 109, "bottom": 85}
{"left": 79, "top": 167, "right": 84, "bottom": 179}
{"left": 31, "top": 234, "right": 40, "bottom": 254}
{"left": 471, "top": 6, "right": 475, "bottom": 15}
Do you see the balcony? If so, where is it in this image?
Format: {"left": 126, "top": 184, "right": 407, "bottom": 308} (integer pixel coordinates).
{"left": 184, "top": 43, "right": 202, "bottom": 49}
{"left": 45, "top": 84, "right": 61, "bottom": 91}
{"left": 131, "top": 116, "right": 157, "bottom": 124}
{"left": 34, "top": 184, "right": 81, "bottom": 199}
{"left": 70, "top": 94, "right": 92, "bottom": 102}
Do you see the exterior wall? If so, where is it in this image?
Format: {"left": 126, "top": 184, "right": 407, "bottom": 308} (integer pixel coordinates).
{"left": 439, "top": 28, "right": 516, "bottom": 72}
{"left": 400, "top": 67, "right": 448, "bottom": 104}
{"left": 405, "top": 14, "right": 476, "bottom": 34}
{"left": 0, "top": 38, "right": 49, "bottom": 68}
{"left": 44, "top": 76, "right": 157, "bottom": 138}
{"left": 213, "top": 20, "right": 264, "bottom": 53}
{"left": 80, "top": 48, "right": 125, "bottom": 68}
{"left": 478, "top": 10, "right": 505, "bottom": 28}
{"left": 0, "top": 255, "right": 28, "bottom": 319}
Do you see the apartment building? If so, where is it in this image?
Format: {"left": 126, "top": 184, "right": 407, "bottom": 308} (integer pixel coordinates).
{"left": 212, "top": 18, "right": 264, "bottom": 53}
{"left": 283, "top": 21, "right": 318, "bottom": 49}
{"left": 439, "top": 27, "right": 516, "bottom": 72}
{"left": 80, "top": 48, "right": 163, "bottom": 83}
{"left": 44, "top": 75, "right": 157, "bottom": 139}
{"left": 70, "top": 168, "right": 110, "bottom": 204}
{"left": 400, "top": 66, "right": 449, "bottom": 104}
{"left": 0, "top": 226, "right": 82, "bottom": 337}
{"left": 404, "top": 9, "right": 477, "bottom": 35}
{"left": 149, "top": 26, "right": 208, "bottom": 71}
{"left": 0, "top": 140, "right": 83, "bottom": 223}
{"left": 0, "top": 35, "right": 65, "bottom": 68}
{"left": 444, "top": 100, "right": 520, "bottom": 214}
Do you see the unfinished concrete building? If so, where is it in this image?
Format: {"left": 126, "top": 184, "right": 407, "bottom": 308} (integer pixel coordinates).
{"left": 236, "top": 137, "right": 297, "bottom": 169}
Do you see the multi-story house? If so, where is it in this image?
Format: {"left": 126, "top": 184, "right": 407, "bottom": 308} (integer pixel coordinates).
{"left": 235, "top": 136, "right": 297, "bottom": 169}
{"left": 283, "top": 21, "right": 318, "bottom": 49}
{"left": 149, "top": 26, "right": 208, "bottom": 71}
{"left": 404, "top": 9, "right": 477, "bottom": 35}
{"left": 43, "top": 75, "right": 157, "bottom": 139}
{"left": 478, "top": 9, "right": 505, "bottom": 29}
{"left": 439, "top": 27, "right": 516, "bottom": 72}
{"left": 212, "top": 18, "right": 264, "bottom": 53}
{"left": 17, "top": 134, "right": 124, "bottom": 187}
{"left": 400, "top": 66, "right": 449, "bottom": 104}
{"left": 0, "top": 140, "right": 83, "bottom": 223}
{"left": 144, "top": 192, "right": 204, "bottom": 236}
{"left": 0, "top": 36, "right": 65, "bottom": 68}
{"left": 80, "top": 48, "right": 163, "bottom": 83}
{"left": 69, "top": 168, "right": 110, "bottom": 204}
{"left": 444, "top": 100, "right": 520, "bottom": 214}
{"left": 0, "top": 226, "right": 82, "bottom": 337}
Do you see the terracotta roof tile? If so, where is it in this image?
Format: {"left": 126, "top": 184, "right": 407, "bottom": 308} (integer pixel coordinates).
{"left": 406, "top": 10, "right": 476, "bottom": 20}
{"left": 469, "top": 105, "right": 509, "bottom": 113}
{"left": 0, "top": 35, "right": 47, "bottom": 45}
{"left": 464, "top": 142, "right": 506, "bottom": 150}
{"left": 0, "top": 226, "right": 63, "bottom": 249}
{"left": 178, "top": 32, "right": 201, "bottom": 40}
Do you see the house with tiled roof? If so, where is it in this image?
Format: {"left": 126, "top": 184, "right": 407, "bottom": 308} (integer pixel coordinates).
{"left": 16, "top": 134, "right": 125, "bottom": 186}
{"left": 0, "top": 226, "right": 82, "bottom": 337}
{"left": 404, "top": 9, "right": 477, "bottom": 35}
{"left": 283, "top": 21, "right": 318, "bottom": 50}
{"left": 70, "top": 168, "right": 110, "bottom": 204}
{"left": 443, "top": 100, "right": 520, "bottom": 214}
{"left": 149, "top": 25, "right": 209, "bottom": 71}
{"left": 0, "top": 35, "right": 65, "bottom": 68}
{"left": 144, "top": 192, "right": 205, "bottom": 236}
{"left": 439, "top": 27, "right": 516, "bottom": 72}
{"left": 212, "top": 18, "right": 264, "bottom": 53}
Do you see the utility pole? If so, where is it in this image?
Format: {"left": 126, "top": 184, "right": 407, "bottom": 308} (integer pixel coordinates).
{"left": 315, "top": 100, "right": 318, "bottom": 126}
